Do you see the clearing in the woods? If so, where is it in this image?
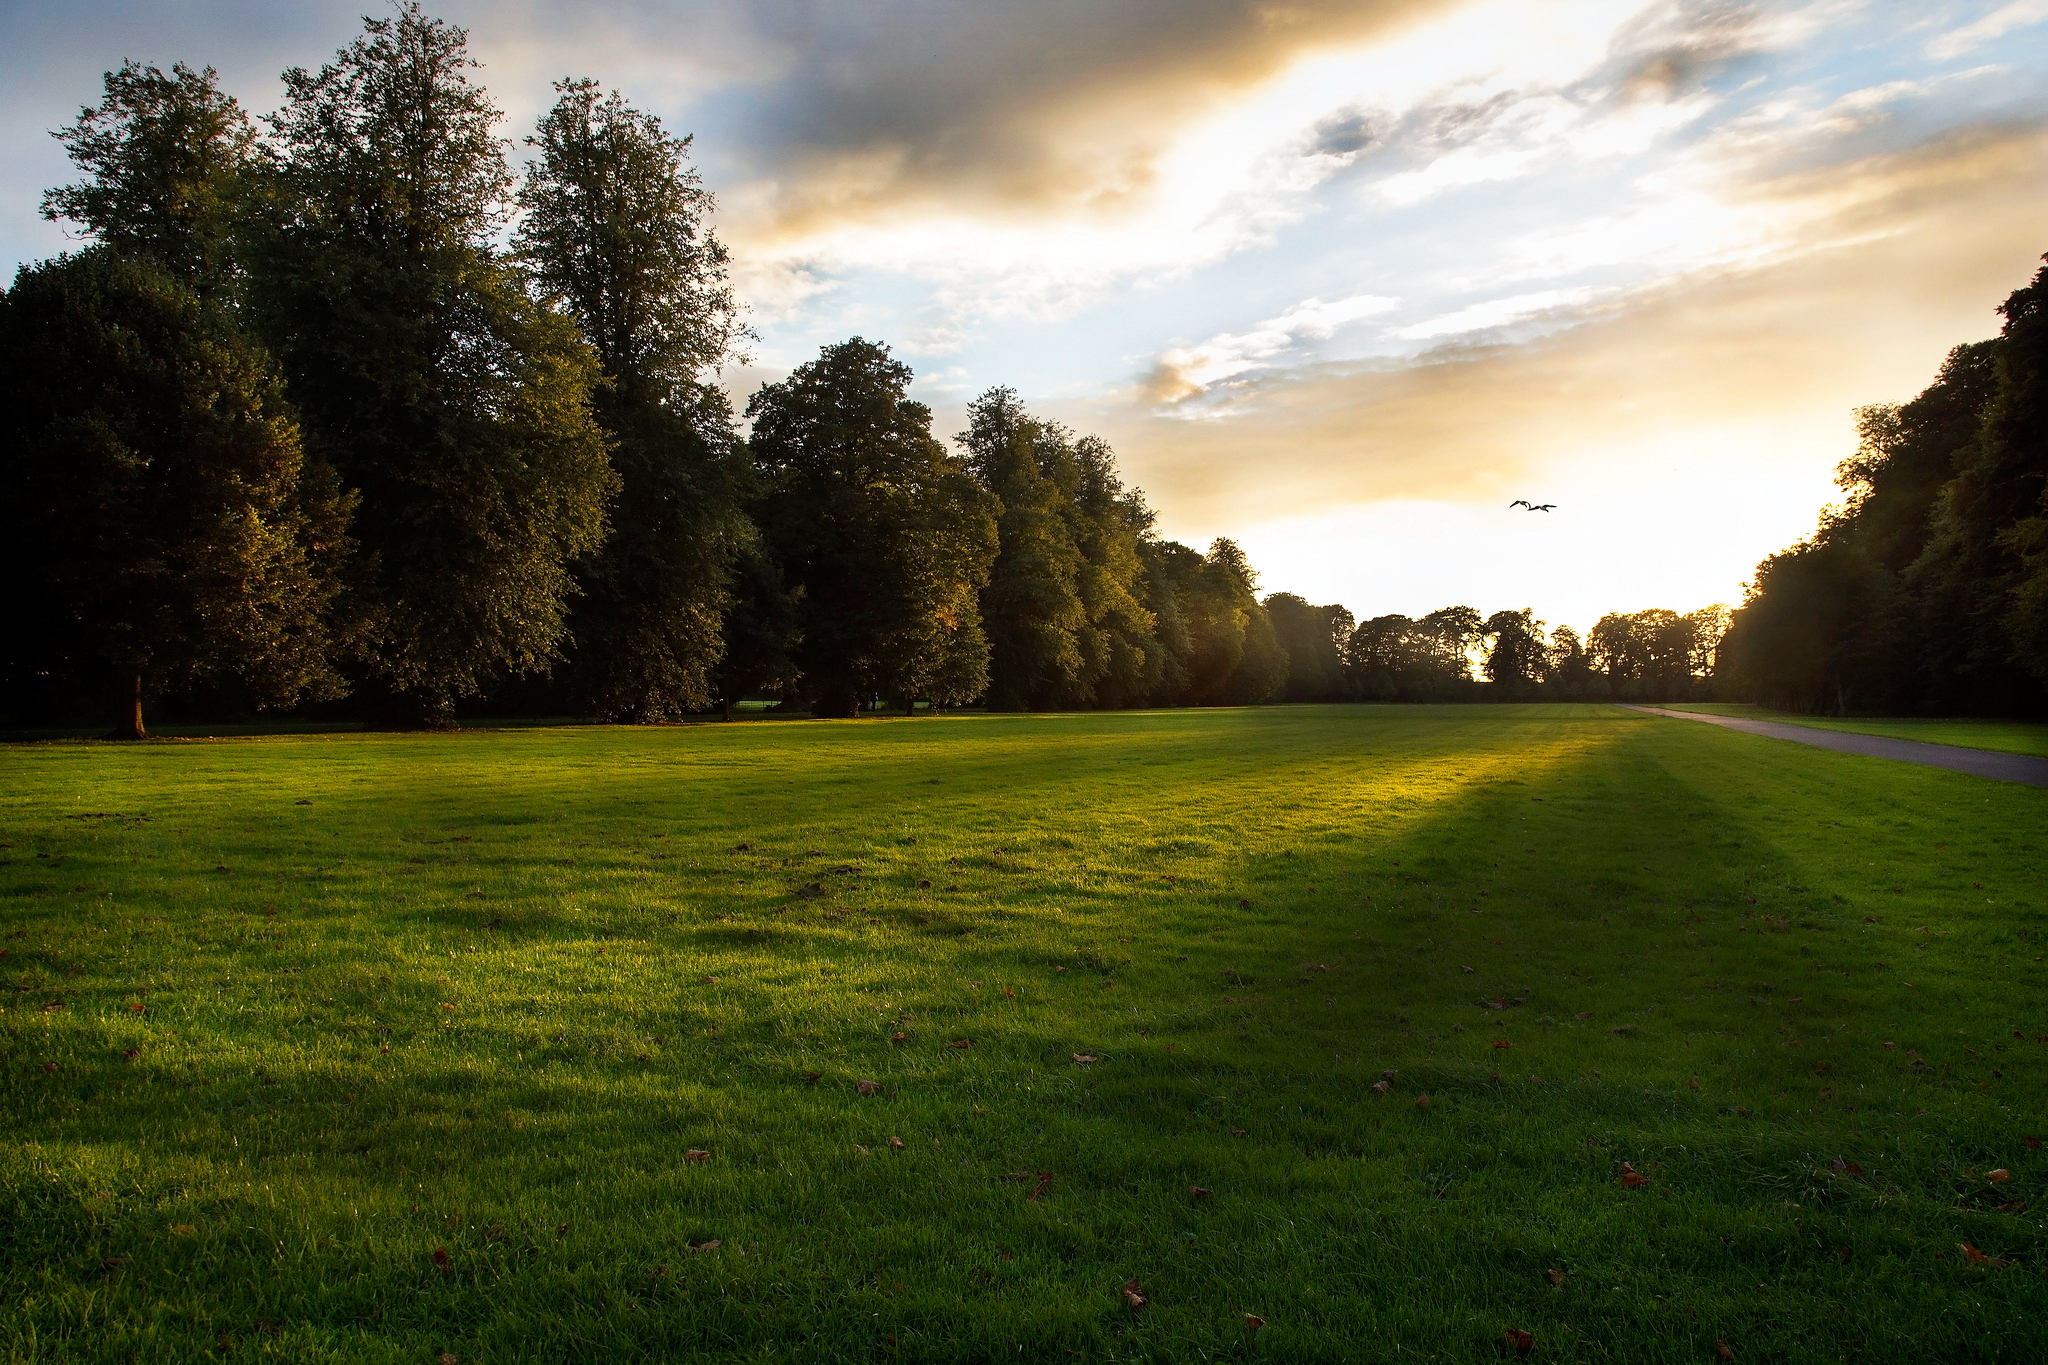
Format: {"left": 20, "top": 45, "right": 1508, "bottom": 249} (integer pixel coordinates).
{"left": 3, "top": 704, "right": 2044, "bottom": 1362}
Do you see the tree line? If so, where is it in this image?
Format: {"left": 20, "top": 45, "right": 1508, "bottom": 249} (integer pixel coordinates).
{"left": 1719, "top": 253, "right": 2048, "bottom": 715}
{"left": 0, "top": 7, "right": 1727, "bottom": 734}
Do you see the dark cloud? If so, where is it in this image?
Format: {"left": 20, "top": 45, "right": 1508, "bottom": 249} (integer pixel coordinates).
{"left": 721, "top": 0, "right": 1448, "bottom": 233}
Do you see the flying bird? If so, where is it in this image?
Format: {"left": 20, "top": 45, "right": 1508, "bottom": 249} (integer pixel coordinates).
{"left": 1509, "top": 500, "right": 1557, "bottom": 512}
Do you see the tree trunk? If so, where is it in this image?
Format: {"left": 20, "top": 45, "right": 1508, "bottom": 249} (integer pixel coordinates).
{"left": 108, "top": 673, "right": 147, "bottom": 741}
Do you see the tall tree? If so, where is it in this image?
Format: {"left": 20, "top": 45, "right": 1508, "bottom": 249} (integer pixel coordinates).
{"left": 1482, "top": 608, "right": 1548, "bottom": 696}
{"left": 253, "top": 5, "right": 613, "bottom": 724}
{"left": 41, "top": 61, "right": 255, "bottom": 286}
{"left": 1181, "top": 538, "right": 1286, "bottom": 705}
{"left": 1069, "top": 435, "right": 1163, "bottom": 707}
{"left": 516, "top": 79, "right": 753, "bottom": 719}
{"left": 1, "top": 250, "right": 351, "bottom": 736}
{"left": 960, "top": 389, "right": 1088, "bottom": 709}
{"left": 748, "top": 339, "right": 998, "bottom": 716}
{"left": 1267, "top": 593, "right": 1353, "bottom": 701}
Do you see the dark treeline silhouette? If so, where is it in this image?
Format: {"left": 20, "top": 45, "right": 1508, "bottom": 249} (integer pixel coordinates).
{"left": 0, "top": 8, "right": 1727, "bottom": 733}
{"left": 1719, "top": 254, "right": 2048, "bottom": 715}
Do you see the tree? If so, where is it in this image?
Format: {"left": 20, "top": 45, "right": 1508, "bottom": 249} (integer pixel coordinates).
{"left": 1069, "top": 435, "right": 1163, "bottom": 707}
{"left": 1267, "top": 593, "right": 1353, "bottom": 701}
{"left": 1181, "top": 538, "right": 1286, "bottom": 705}
{"left": 41, "top": 61, "right": 256, "bottom": 286}
{"left": 254, "top": 5, "right": 613, "bottom": 724}
{"left": 960, "top": 388, "right": 1087, "bottom": 709}
{"left": 1482, "top": 609, "right": 1548, "bottom": 696}
{"left": 517, "top": 79, "right": 753, "bottom": 720}
{"left": 747, "top": 339, "right": 998, "bottom": 716}
{"left": 1545, "top": 625, "right": 1593, "bottom": 698}
{"left": 1, "top": 250, "right": 351, "bottom": 736}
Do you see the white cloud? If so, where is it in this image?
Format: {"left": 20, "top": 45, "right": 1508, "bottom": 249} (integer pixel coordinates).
{"left": 1927, "top": 0, "right": 2048, "bottom": 60}
{"left": 1153, "top": 293, "right": 1401, "bottom": 397}
{"left": 1392, "top": 287, "right": 1615, "bottom": 340}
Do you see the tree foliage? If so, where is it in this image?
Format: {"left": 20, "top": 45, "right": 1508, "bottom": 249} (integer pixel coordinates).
{"left": 1721, "top": 254, "right": 2048, "bottom": 715}
{"left": 517, "top": 79, "right": 752, "bottom": 720}
{"left": 748, "top": 339, "right": 998, "bottom": 716}
{"left": 0, "top": 251, "right": 350, "bottom": 735}
{"left": 254, "top": 5, "right": 613, "bottom": 722}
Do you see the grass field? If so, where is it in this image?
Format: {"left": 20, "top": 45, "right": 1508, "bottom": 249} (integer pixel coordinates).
{"left": 1665, "top": 703, "right": 2048, "bottom": 759}
{"left": 4, "top": 703, "right": 2046, "bottom": 1362}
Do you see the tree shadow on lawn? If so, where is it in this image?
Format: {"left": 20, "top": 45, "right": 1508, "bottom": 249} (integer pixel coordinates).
{"left": 7, "top": 709, "right": 2046, "bottom": 1361}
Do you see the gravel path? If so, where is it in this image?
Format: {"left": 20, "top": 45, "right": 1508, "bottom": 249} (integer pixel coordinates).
{"left": 1622, "top": 705, "right": 2048, "bottom": 788}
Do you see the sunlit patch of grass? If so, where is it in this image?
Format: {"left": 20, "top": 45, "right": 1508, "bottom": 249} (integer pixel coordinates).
{"left": 3, "top": 704, "right": 2045, "bottom": 1362}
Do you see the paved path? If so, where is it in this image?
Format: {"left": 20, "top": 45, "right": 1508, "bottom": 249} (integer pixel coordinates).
{"left": 1621, "top": 705, "right": 2048, "bottom": 788}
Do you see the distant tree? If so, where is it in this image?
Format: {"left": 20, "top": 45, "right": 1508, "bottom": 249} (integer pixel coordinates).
{"left": 960, "top": 388, "right": 1088, "bottom": 709}
{"left": 0, "top": 250, "right": 351, "bottom": 736}
{"left": 1267, "top": 593, "right": 1353, "bottom": 701}
{"left": 517, "top": 78, "right": 752, "bottom": 720}
{"left": 1138, "top": 539, "right": 1203, "bottom": 704}
{"left": 41, "top": 61, "right": 255, "bottom": 286}
{"left": 1180, "top": 539, "right": 1286, "bottom": 705}
{"left": 1545, "top": 624, "right": 1593, "bottom": 698}
{"left": 253, "top": 5, "right": 614, "bottom": 725}
{"left": 1070, "top": 435, "right": 1163, "bottom": 707}
{"left": 1482, "top": 608, "right": 1548, "bottom": 697}
{"left": 747, "top": 339, "right": 998, "bottom": 716}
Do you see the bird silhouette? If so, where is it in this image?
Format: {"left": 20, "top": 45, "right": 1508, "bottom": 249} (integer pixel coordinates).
{"left": 1509, "top": 500, "right": 1557, "bottom": 512}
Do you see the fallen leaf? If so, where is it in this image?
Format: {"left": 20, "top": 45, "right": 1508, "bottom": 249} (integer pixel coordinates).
{"left": 1415, "top": 1094, "right": 1431, "bottom": 1112}
{"left": 440, "top": 1354, "right": 459, "bottom": 1365}
{"left": 1545, "top": 1268, "right": 1566, "bottom": 1286}
{"left": 1620, "top": 1164, "right": 1650, "bottom": 1189}
{"left": 1999, "top": 1200, "right": 2026, "bottom": 1214}
{"left": 704, "top": 975, "right": 719, "bottom": 985}
{"left": 1574, "top": 1011, "right": 1593, "bottom": 1020}
{"left": 949, "top": 1039, "right": 972, "bottom": 1049}
{"left": 440, "top": 1003, "right": 454, "bottom": 1011}
{"left": 1028, "top": 1172, "right": 1052, "bottom": 1201}
{"left": 1244, "top": 1313, "right": 1265, "bottom": 1333}
{"left": 2026, "top": 1137, "right": 2043, "bottom": 1151}
{"left": 1229, "top": 1126, "right": 1247, "bottom": 1137}
{"left": 170, "top": 1224, "right": 195, "bottom": 1235}
{"left": 1830, "top": 1158, "right": 1863, "bottom": 1176}
{"left": 691, "top": 1239, "right": 721, "bottom": 1253}
{"left": 432, "top": 1246, "right": 450, "bottom": 1269}
{"left": 856, "top": 1079, "right": 880, "bottom": 1095}
{"left": 1834, "top": 1246, "right": 1851, "bottom": 1263}
{"left": 1959, "top": 1242, "right": 2010, "bottom": 1267}
{"left": 1371, "top": 1080, "right": 1390, "bottom": 1095}
{"left": 1073, "top": 1053, "right": 1098, "bottom": 1064}
{"left": 1461, "top": 965, "right": 1475, "bottom": 975}
{"left": 1718, "top": 1341, "right": 1735, "bottom": 1361}
{"left": 1506, "top": 1327, "right": 1535, "bottom": 1355}
{"left": 855, "top": 1145, "right": 871, "bottom": 1156}
{"left": 888, "top": 1136, "right": 905, "bottom": 1150}
{"left": 1688, "top": 1076, "right": 1700, "bottom": 1090}
{"left": 684, "top": 1149, "right": 710, "bottom": 1163}
{"left": 1122, "top": 1277, "right": 1147, "bottom": 1310}
{"left": 1988, "top": 1169, "right": 2011, "bottom": 1183}
{"left": 1003, "top": 986, "right": 1016, "bottom": 998}
{"left": 1189, "top": 1186, "right": 1213, "bottom": 1199}
{"left": 803, "top": 1071, "right": 821, "bottom": 1084}
{"left": 129, "top": 1002, "right": 145, "bottom": 1013}
{"left": 1492, "top": 1039, "right": 1512, "bottom": 1050}
{"left": 557, "top": 1223, "right": 570, "bottom": 1236}
{"left": 891, "top": 1031, "right": 909, "bottom": 1043}
{"left": 121, "top": 1048, "right": 139, "bottom": 1061}
{"left": 1382, "top": 1068, "right": 1397, "bottom": 1081}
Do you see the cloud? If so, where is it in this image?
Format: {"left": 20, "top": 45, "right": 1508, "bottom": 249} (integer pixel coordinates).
{"left": 1392, "top": 287, "right": 1616, "bottom": 340}
{"left": 1927, "top": 0, "right": 2048, "bottom": 61}
{"left": 1147, "top": 294, "right": 1401, "bottom": 402}
{"left": 1077, "top": 122, "right": 2048, "bottom": 532}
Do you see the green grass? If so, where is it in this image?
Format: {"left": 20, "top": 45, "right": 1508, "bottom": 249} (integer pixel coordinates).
{"left": 1665, "top": 703, "right": 2048, "bottom": 758}
{"left": 4, "top": 703, "right": 2046, "bottom": 1363}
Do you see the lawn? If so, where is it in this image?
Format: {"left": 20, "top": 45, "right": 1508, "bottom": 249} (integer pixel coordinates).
{"left": 1664, "top": 703, "right": 2048, "bottom": 759}
{"left": 3, "top": 703, "right": 2045, "bottom": 1363}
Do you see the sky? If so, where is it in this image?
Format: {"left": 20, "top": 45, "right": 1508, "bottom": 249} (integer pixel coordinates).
{"left": 5, "top": 0, "right": 2047, "bottom": 633}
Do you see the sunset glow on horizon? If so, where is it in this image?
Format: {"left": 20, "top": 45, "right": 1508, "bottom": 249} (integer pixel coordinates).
{"left": 6, "top": 0, "right": 2045, "bottom": 630}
